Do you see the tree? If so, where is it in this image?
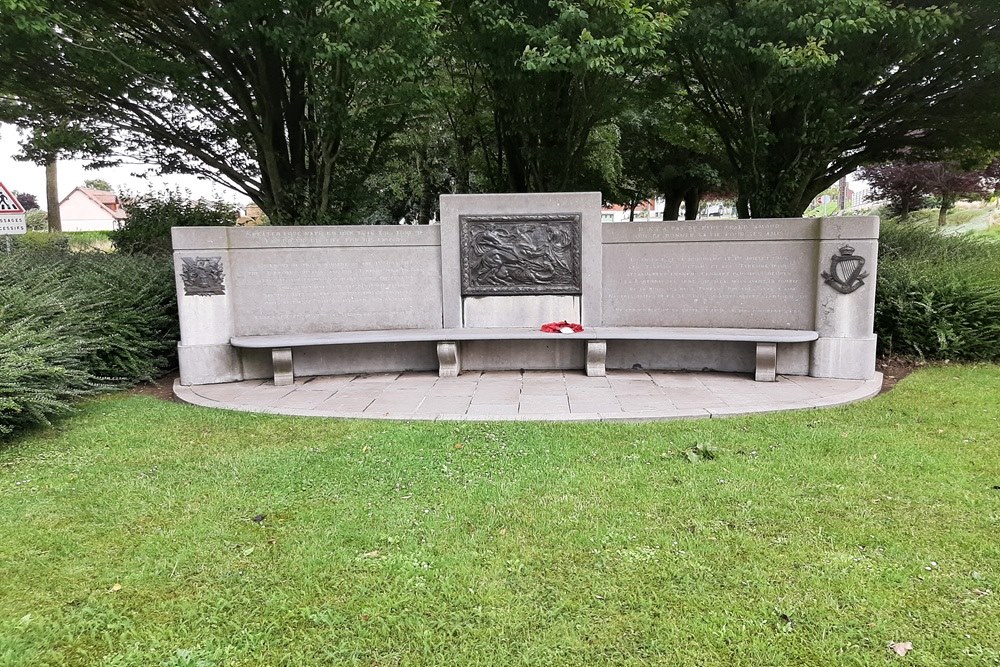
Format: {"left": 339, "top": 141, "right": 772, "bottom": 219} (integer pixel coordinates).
{"left": 613, "top": 94, "right": 732, "bottom": 220}
{"left": 862, "top": 159, "right": 1000, "bottom": 224}
{"left": 671, "top": 0, "right": 1000, "bottom": 218}
{"left": 920, "top": 162, "right": 998, "bottom": 226}
{"left": 45, "top": 158, "right": 61, "bottom": 232}
{"left": 0, "top": 0, "right": 440, "bottom": 224}
{"left": 441, "top": 0, "right": 683, "bottom": 193}
{"left": 83, "top": 179, "right": 112, "bottom": 192}
{"left": 11, "top": 191, "right": 38, "bottom": 211}
{"left": 859, "top": 162, "right": 931, "bottom": 220}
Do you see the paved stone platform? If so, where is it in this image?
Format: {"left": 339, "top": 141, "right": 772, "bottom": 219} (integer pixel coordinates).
{"left": 173, "top": 370, "right": 883, "bottom": 422}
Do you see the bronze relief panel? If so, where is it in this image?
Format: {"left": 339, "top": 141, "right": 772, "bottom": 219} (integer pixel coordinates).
{"left": 459, "top": 214, "right": 582, "bottom": 296}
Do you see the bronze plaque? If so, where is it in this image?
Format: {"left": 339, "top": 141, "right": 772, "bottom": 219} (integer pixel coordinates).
{"left": 460, "top": 214, "right": 582, "bottom": 296}
{"left": 180, "top": 256, "right": 226, "bottom": 296}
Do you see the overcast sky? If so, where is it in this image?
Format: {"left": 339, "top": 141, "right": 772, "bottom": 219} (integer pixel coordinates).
{"left": 0, "top": 123, "right": 247, "bottom": 207}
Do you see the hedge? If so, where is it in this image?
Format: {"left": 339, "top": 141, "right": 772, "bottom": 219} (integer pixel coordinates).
{"left": 0, "top": 247, "right": 177, "bottom": 439}
{"left": 875, "top": 223, "right": 1000, "bottom": 361}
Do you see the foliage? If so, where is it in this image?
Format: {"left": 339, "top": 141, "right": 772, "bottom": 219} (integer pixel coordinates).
{"left": 355, "top": 121, "right": 460, "bottom": 225}
{"left": 863, "top": 160, "right": 1000, "bottom": 224}
{"left": 82, "top": 178, "right": 112, "bottom": 192}
{"left": 672, "top": 0, "right": 1000, "bottom": 218}
{"left": 860, "top": 162, "right": 932, "bottom": 219}
{"left": 0, "top": 0, "right": 440, "bottom": 224}
{"left": 441, "top": 0, "right": 683, "bottom": 193}
{"left": 0, "top": 246, "right": 178, "bottom": 439}
{"left": 110, "top": 190, "right": 236, "bottom": 255}
{"left": 23, "top": 209, "right": 50, "bottom": 232}
{"left": 10, "top": 230, "right": 69, "bottom": 251}
{"left": 875, "top": 222, "right": 1000, "bottom": 360}
{"left": 611, "top": 98, "right": 731, "bottom": 220}
{"left": 6, "top": 0, "right": 1000, "bottom": 223}
{"left": 11, "top": 190, "right": 38, "bottom": 210}
{"left": 64, "top": 230, "right": 113, "bottom": 251}
{"left": 0, "top": 262, "right": 100, "bottom": 438}
{"left": 1, "top": 365, "right": 999, "bottom": 664}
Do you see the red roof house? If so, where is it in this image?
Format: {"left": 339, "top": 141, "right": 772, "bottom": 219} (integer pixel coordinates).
{"left": 58, "top": 187, "right": 128, "bottom": 232}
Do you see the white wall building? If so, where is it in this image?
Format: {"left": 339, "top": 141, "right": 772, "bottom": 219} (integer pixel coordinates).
{"left": 58, "top": 187, "right": 127, "bottom": 232}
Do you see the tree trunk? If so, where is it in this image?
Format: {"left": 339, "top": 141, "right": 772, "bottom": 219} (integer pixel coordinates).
{"left": 417, "top": 150, "right": 432, "bottom": 225}
{"left": 662, "top": 194, "right": 682, "bottom": 221}
{"left": 736, "top": 195, "right": 750, "bottom": 219}
{"left": 45, "top": 157, "right": 61, "bottom": 232}
{"left": 683, "top": 189, "right": 700, "bottom": 220}
{"left": 938, "top": 196, "right": 953, "bottom": 226}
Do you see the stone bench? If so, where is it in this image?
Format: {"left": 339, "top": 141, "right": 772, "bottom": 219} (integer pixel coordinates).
{"left": 230, "top": 327, "right": 818, "bottom": 386}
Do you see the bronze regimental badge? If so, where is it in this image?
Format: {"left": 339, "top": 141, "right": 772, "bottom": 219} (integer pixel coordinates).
{"left": 180, "top": 256, "right": 226, "bottom": 296}
{"left": 460, "top": 214, "right": 582, "bottom": 296}
{"left": 821, "top": 245, "right": 868, "bottom": 294}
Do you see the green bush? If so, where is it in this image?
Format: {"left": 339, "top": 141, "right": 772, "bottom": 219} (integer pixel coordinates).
{"left": 10, "top": 230, "right": 71, "bottom": 252}
{"left": 25, "top": 208, "right": 48, "bottom": 232}
{"left": 0, "top": 246, "right": 177, "bottom": 439}
{"left": 0, "top": 266, "right": 103, "bottom": 438}
{"left": 110, "top": 189, "right": 237, "bottom": 255}
{"left": 875, "top": 222, "right": 1000, "bottom": 360}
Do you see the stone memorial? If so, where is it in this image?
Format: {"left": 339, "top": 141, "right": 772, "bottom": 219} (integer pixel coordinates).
{"left": 172, "top": 193, "right": 878, "bottom": 386}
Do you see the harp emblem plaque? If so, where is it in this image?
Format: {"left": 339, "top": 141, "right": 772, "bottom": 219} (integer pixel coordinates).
{"left": 821, "top": 245, "right": 868, "bottom": 294}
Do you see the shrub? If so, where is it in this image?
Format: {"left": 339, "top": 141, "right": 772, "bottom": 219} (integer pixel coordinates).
{"left": 110, "top": 189, "right": 237, "bottom": 255}
{"left": 25, "top": 209, "right": 48, "bottom": 232}
{"left": 11, "top": 231, "right": 70, "bottom": 252}
{"left": 875, "top": 223, "right": 1000, "bottom": 360}
{"left": 0, "top": 264, "right": 103, "bottom": 438}
{"left": 0, "top": 246, "right": 178, "bottom": 440}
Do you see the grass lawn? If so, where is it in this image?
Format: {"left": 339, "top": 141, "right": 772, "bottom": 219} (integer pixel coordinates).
{"left": 1, "top": 366, "right": 998, "bottom": 666}
{"left": 902, "top": 207, "right": 996, "bottom": 229}
{"left": 974, "top": 226, "right": 1000, "bottom": 242}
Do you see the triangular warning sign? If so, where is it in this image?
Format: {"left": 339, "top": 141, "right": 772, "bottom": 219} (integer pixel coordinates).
{"left": 0, "top": 182, "right": 26, "bottom": 214}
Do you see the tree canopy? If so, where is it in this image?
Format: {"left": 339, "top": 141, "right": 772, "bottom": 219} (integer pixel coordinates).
{"left": 671, "top": 0, "right": 1000, "bottom": 217}
{"left": 1, "top": 0, "right": 439, "bottom": 224}
{"left": 861, "top": 159, "right": 1000, "bottom": 224}
{"left": 3, "top": 0, "right": 1000, "bottom": 222}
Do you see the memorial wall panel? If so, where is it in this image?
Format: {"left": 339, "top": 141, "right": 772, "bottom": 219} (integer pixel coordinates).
{"left": 230, "top": 246, "right": 443, "bottom": 335}
{"left": 227, "top": 225, "right": 439, "bottom": 249}
{"left": 602, "top": 218, "right": 819, "bottom": 244}
{"left": 601, "top": 240, "right": 816, "bottom": 329}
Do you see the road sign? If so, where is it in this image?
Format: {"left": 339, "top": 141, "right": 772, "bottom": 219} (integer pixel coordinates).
{"left": 0, "top": 181, "right": 27, "bottom": 235}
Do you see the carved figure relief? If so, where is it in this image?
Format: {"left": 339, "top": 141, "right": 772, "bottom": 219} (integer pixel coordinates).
{"left": 821, "top": 245, "right": 868, "bottom": 294}
{"left": 460, "top": 214, "right": 582, "bottom": 296}
{"left": 181, "top": 256, "right": 226, "bottom": 296}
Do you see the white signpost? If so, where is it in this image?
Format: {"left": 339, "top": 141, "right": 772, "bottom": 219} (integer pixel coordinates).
{"left": 0, "top": 181, "right": 27, "bottom": 231}
{"left": 0, "top": 181, "right": 27, "bottom": 251}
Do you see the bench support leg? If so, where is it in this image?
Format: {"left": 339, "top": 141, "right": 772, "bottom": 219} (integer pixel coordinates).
{"left": 272, "top": 347, "right": 294, "bottom": 386}
{"left": 755, "top": 343, "right": 777, "bottom": 382}
{"left": 437, "top": 341, "right": 460, "bottom": 377}
{"left": 586, "top": 340, "right": 607, "bottom": 377}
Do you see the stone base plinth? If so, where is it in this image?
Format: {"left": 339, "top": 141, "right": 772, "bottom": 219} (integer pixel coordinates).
{"left": 810, "top": 336, "right": 878, "bottom": 380}
{"left": 177, "top": 343, "right": 243, "bottom": 385}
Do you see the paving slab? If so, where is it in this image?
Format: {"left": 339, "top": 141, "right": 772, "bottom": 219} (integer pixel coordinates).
{"left": 174, "top": 371, "right": 883, "bottom": 422}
